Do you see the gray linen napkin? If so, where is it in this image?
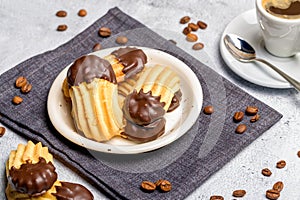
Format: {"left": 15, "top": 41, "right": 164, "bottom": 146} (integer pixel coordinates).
{"left": 0, "top": 7, "right": 282, "bottom": 200}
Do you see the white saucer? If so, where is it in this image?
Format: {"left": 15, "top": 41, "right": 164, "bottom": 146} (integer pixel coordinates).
{"left": 47, "top": 47, "right": 203, "bottom": 154}
{"left": 220, "top": 9, "right": 300, "bottom": 89}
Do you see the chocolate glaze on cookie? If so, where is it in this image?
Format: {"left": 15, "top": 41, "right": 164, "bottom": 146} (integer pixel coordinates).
{"left": 112, "top": 47, "right": 147, "bottom": 79}
{"left": 167, "top": 90, "right": 182, "bottom": 112}
{"left": 123, "top": 89, "right": 165, "bottom": 125}
{"left": 53, "top": 182, "right": 94, "bottom": 200}
{"left": 67, "top": 55, "right": 116, "bottom": 86}
{"left": 122, "top": 89, "right": 166, "bottom": 142}
{"left": 122, "top": 118, "right": 166, "bottom": 143}
{"left": 8, "top": 157, "right": 57, "bottom": 196}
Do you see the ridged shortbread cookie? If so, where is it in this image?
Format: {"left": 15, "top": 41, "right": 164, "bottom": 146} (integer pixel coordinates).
{"left": 6, "top": 141, "right": 94, "bottom": 200}
{"left": 66, "top": 55, "right": 124, "bottom": 142}
{"left": 104, "top": 47, "right": 147, "bottom": 83}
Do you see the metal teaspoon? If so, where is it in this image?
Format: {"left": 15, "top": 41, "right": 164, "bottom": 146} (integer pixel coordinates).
{"left": 223, "top": 34, "right": 300, "bottom": 91}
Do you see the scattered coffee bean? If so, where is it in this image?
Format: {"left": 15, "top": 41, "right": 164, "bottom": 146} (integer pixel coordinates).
{"left": 297, "top": 151, "right": 300, "bottom": 158}
{"left": 197, "top": 20, "right": 207, "bottom": 29}
{"left": 0, "top": 127, "right": 6, "bottom": 137}
{"left": 266, "top": 189, "right": 280, "bottom": 200}
{"left": 235, "top": 124, "right": 247, "bottom": 134}
{"left": 12, "top": 96, "right": 23, "bottom": 105}
{"left": 233, "top": 111, "right": 244, "bottom": 122}
{"left": 180, "top": 16, "right": 191, "bottom": 24}
{"left": 262, "top": 168, "right": 272, "bottom": 177}
{"left": 57, "top": 24, "right": 68, "bottom": 32}
{"left": 276, "top": 160, "right": 286, "bottom": 169}
{"left": 186, "top": 33, "right": 198, "bottom": 42}
{"left": 203, "top": 105, "right": 214, "bottom": 115}
{"left": 155, "top": 179, "right": 164, "bottom": 187}
{"left": 116, "top": 36, "right": 128, "bottom": 44}
{"left": 245, "top": 106, "right": 258, "bottom": 115}
{"left": 183, "top": 26, "right": 192, "bottom": 35}
{"left": 140, "top": 181, "right": 156, "bottom": 192}
{"left": 250, "top": 114, "right": 260, "bottom": 123}
{"left": 78, "top": 9, "right": 87, "bottom": 17}
{"left": 188, "top": 22, "right": 199, "bottom": 31}
{"left": 21, "top": 83, "right": 32, "bottom": 94}
{"left": 98, "top": 27, "right": 111, "bottom": 37}
{"left": 273, "top": 181, "right": 284, "bottom": 192}
{"left": 210, "top": 195, "right": 224, "bottom": 200}
{"left": 232, "top": 189, "right": 246, "bottom": 197}
{"left": 158, "top": 180, "right": 172, "bottom": 192}
{"left": 192, "top": 42, "right": 204, "bottom": 50}
{"left": 168, "top": 39, "right": 177, "bottom": 45}
{"left": 15, "top": 76, "right": 27, "bottom": 88}
{"left": 92, "top": 43, "right": 102, "bottom": 52}
{"left": 56, "top": 10, "right": 67, "bottom": 17}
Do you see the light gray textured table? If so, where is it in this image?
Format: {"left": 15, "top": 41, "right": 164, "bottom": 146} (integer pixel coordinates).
{"left": 0, "top": 0, "right": 299, "bottom": 199}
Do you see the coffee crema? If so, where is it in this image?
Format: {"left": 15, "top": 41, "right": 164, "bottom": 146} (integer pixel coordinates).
{"left": 262, "top": 0, "right": 300, "bottom": 19}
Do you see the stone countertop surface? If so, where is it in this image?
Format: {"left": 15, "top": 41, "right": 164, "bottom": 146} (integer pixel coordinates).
{"left": 0, "top": 0, "right": 299, "bottom": 199}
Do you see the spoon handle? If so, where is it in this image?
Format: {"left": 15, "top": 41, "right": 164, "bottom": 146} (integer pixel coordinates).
{"left": 255, "top": 58, "right": 300, "bottom": 91}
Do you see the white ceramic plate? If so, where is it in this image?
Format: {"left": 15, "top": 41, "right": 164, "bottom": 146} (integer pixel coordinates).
{"left": 220, "top": 9, "right": 300, "bottom": 89}
{"left": 47, "top": 47, "right": 203, "bottom": 154}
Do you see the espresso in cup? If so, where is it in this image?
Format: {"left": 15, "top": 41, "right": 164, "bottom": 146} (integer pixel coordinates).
{"left": 262, "top": 0, "right": 300, "bottom": 19}
{"left": 257, "top": 0, "right": 300, "bottom": 57}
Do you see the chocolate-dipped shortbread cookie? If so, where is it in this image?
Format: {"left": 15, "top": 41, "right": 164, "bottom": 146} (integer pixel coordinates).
{"left": 104, "top": 47, "right": 147, "bottom": 82}
{"left": 5, "top": 141, "right": 94, "bottom": 200}
{"left": 121, "top": 65, "right": 181, "bottom": 142}
{"left": 67, "top": 55, "right": 124, "bottom": 142}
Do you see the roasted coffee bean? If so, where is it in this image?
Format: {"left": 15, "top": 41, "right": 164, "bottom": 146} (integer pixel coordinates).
{"left": 155, "top": 179, "right": 164, "bottom": 187}
{"left": 15, "top": 76, "right": 27, "bottom": 88}
{"left": 210, "top": 195, "right": 224, "bottom": 200}
{"left": 192, "top": 42, "right": 204, "bottom": 50}
{"left": 158, "top": 180, "right": 172, "bottom": 192}
{"left": 56, "top": 10, "right": 67, "bottom": 17}
{"left": 92, "top": 43, "right": 101, "bottom": 52}
{"left": 233, "top": 111, "right": 244, "bottom": 122}
{"left": 0, "top": 127, "right": 6, "bottom": 137}
{"left": 57, "top": 24, "right": 68, "bottom": 31}
{"left": 297, "top": 151, "right": 300, "bottom": 158}
{"left": 232, "top": 189, "right": 246, "bottom": 197}
{"left": 21, "top": 83, "right": 32, "bottom": 94}
{"left": 140, "top": 181, "right": 156, "bottom": 192}
{"left": 12, "top": 96, "right": 23, "bottom": 105}
{"left": 183, "top": 26, "right": 192, "bottom": 35}
{"left": 276, "top": 160, "right": 286, "bottom": 169}
{"left": 186, "top": 33, "right": 198, "bottom": 42}
{"left": 235, "top": 124, "right": 247, "bottom": 134}
{"left": 116, "top": 36, "right": 128, "bottom": 44}
{"left": 250, "top": 114, "right": 260, "bottom": 122}
{"left": 180, "top": 16, "right": 191, "bottom": 24}
{"left": 266, "top": 189, "right": 280, "bottom": 200}
{"left": 203, "top": 105, "right": 214, "bottom": 115}
{"left": 262, "top": 168, "right": 272, "bottom": 177}
{"left": 78, "top": 9, "right": 87, "bottom": 17}
{"left": 197, "top": 20, "right": 207, "bottom": 29}
{"left": 245, "top": 106, "right": 258, "bottom": 115}
{"left": 273, "top": 181, "right": 284, "bottom": 192}
{"left": 188, "top": 22, "right": 199, "bottom": 31}
{"left": 98, "top": 27, "right": 111, "bottom": 37}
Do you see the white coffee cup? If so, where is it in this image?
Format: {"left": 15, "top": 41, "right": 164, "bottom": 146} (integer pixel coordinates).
{"left": 256, "top": 0, "right": 300, "bottom": 57}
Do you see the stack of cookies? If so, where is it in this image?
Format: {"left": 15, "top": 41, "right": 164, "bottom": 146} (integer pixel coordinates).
{"left": 62, "top": 47, "right": 182, "bottom": 143}
{"left": 5, "top": 141, "right": 94, "bottom": 200}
